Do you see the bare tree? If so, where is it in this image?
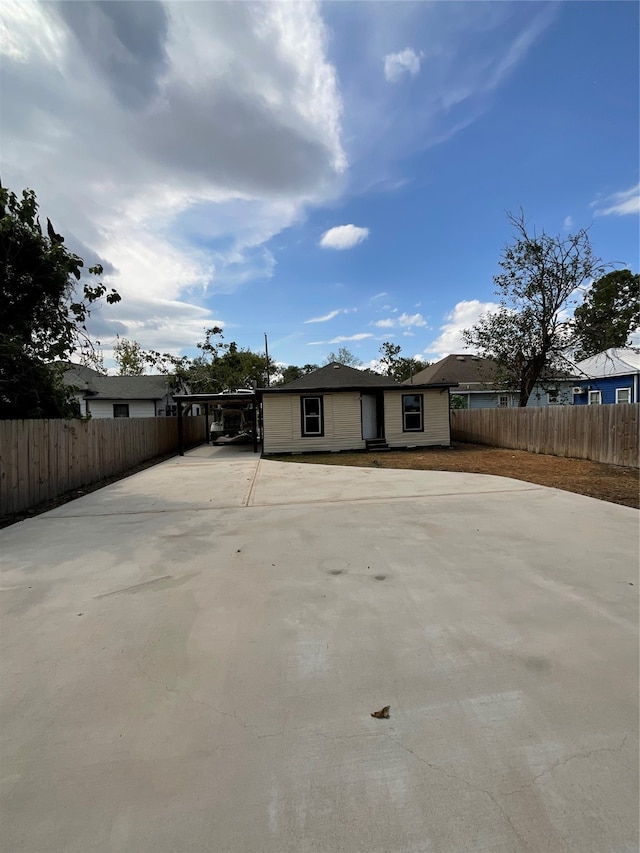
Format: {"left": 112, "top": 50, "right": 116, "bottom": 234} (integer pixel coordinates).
{"left": 463, "top": 211, "right": 605, "bottom": 406}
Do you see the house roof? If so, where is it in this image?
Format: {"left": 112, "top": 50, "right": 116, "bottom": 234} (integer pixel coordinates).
{"left": 574, "top": 348, "right": 640, "bottom": 379}
{"left": 267, "top": 362, "right": 400, "bottom": 391}
{"left": 406, "top": 354, "right": 505, "bottom": 392}
{"left": 61, "top": 365, "right": 172, "bottom": 400}
{"left": 260, "top": 362, "right": 454, "bottom": 394}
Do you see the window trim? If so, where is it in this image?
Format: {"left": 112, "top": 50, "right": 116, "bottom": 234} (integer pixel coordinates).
{"left": 498, "top": 395, "right": 509, "bottom": 408}
{"left": 615, "top": 388, "right": 631, "bottom": 404}
{"left": 588, "top": 390, "right": 602, "bottom": 406}
{"left": 113, "top": 403, "right": 130, "bottom": 418}
{"left": 402, "top": 393, "right": 424, "bottom": 432}
{"left": 300, "top": 395, "right": 324, "bottom": 437}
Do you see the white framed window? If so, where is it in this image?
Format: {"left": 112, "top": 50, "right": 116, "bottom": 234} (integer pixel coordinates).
{"left": 301, "top": 396, "right": 323, "bottom": 436}
{"left": 615, "top": 388, "right": 631, "bottom": 404}
{"left": 547, "top": 389, "right": 559, "bottom": 404}
{"left": 498, "top": 395, "right": 509, "bottom": 408}
{"left": 588, "top": 390, "right": 601, "bottom": 405}
{"left": 113, "top": 403, "right": 130, "bottom": 418}
{"left": 402, "top": 394, "right": 423, "bottom": 431}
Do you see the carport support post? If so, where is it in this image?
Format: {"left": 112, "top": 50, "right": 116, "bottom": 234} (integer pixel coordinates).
{"left": 205, "top": 403, "right": 210, "bottom": 445}
{"left": 252, "top": 400, "right": 258, "bottom": 453}
{"left": 177, "top": 401, "right": 184, "bottom": 456}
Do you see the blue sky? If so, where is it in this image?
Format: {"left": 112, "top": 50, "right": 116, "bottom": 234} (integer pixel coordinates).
{"left": 2, "top": 1, "right": 638, "bottom": 371}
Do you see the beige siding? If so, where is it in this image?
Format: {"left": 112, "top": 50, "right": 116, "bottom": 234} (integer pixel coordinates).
{"left": 87, "top": 399, "right": 157, "bottom": 419}
{"left": 383, "top": 389, "right": 450, "bottom": 447}
{"left": 262, "top": 393, "right": 366, "bottom": 454}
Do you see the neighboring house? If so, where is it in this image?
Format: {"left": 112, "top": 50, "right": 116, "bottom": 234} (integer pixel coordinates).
{"left": 571, "top": 348, "right": 640, "bottom": 405}
{"left": 260, "top": 362, "right": 453, "bottom": 455}
{"left": 408, "top": 354, "right": 575, "bottom": 408}
{"left": 61, "top": 363, "right": 188, "bottom": 418}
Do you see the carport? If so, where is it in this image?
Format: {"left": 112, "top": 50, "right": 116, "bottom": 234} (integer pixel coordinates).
{"left": 173, "top": 391, "right": 260, "bottom": 455}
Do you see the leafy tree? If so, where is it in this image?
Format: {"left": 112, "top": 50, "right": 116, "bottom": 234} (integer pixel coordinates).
{"left": 113, "top": 336, "right": 146, "bottom": 375}
{"left": 449, "top": 394, "right": 468, "bottom": 409}
{"left": 573, "top": 270, "right": 640, "bottom": 359}
{"left": 378, "top": 341, "right": 429, "bottom": 382}
{"left": 273, "top": 364, "right": 319, "bottom": 386}
{"left": 0, "top": 185, "right": 120, "bottom": 418}
{"left": 143, "top": 327, "right": 275, "bottom": 392}
{"left": 463, "top": 211, "right": 605, "bottom": 407}
{"left": 324, "top": 347, "right": 362, "bottom": 367}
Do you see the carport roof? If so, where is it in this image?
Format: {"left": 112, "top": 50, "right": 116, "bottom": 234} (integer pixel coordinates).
{"left": 173, "top": 392, "right": 257, "bottom": 405}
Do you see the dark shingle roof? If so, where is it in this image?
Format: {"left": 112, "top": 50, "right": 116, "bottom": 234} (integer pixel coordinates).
{"left": 405, "top": 354, "right": 503, "bottom": 392}
{"left": 266, "top": 362, "right": 401, "bottom": 392}
{"left": 61, "top": 365, "right": 171, "bottom": 400}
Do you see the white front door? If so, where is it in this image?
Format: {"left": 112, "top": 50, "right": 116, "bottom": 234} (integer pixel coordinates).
{"left": 362, "top": 394, "right": 377, "bottom": 439}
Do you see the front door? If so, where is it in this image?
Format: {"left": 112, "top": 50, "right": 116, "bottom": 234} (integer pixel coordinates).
{"left": 362, "top": 394, "right": 377, "bottom": 439}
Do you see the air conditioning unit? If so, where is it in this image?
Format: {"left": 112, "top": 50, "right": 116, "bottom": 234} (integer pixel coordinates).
{"left": 572, "top": 386, "right": 586, "bottom": 394}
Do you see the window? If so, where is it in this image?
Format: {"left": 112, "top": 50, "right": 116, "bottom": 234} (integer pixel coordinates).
{"left": 616, "top": 388, "right": 631, "bottom": 404}
{"left": 113, "top": 404, "right": 130, "bottom": 418}
{"left": 588, "top": 391, "right": 601, "bottom": 405}
{"left": 547, "top": 389, "right": 559, "bottom": 404}
{"left": 498, "top": 395, "right": 509, "bottom": 408}
{"left": 301, "top": 396, "right": 323, "bottom": 436}
{"left": 402, "top": 394, "right": 423, "bottom": 432}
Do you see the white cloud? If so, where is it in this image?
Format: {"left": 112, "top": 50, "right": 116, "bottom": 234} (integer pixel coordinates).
{"left": 370, "top": 292, "right": 388, "bottom": 301}
{"left": 425, "top": 299, "right": 500, "bottom": 358}
{"left": 308, "top": 333, "right": 374, "bottom": 345}
{"left": 594, "top": 183, "right": 640, "bottom": 217}
{"left": 319, "top": 224, "right": 369, "bottom": 250}
{"left": 563, "top": 215, "right": 574, "bottom": 230}
{"left": 373, "top": 312, "right": 427, "bottom": 328}
{"left": 384, "top": 47, "right": 422, "bottom": 82}
{"left": 1, "top": 0, "right": 345, "bottom": 352}
{"left": 304, "top": 308, "right": 355, "bottom": 324}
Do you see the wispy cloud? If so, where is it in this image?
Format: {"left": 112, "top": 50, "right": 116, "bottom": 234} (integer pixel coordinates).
{"left": 319, "top": 224, "right": 370, "bottom": 250}
{"left": 594, "top": 182, "right": 640, "bottom": 217}
{"left": 384, "top": 47, "right": 422, "bottom": 83}
{"left": 308, "top": 333, "right": 374, "bottom": 345}
{"left": 370, "top": 292, "right": 388, "bottom": 301}
{"left": 425, "top": 299, "right": 499, "bottom": 358}
{"left": 304, "top": 308, "right": 355, "bottom": 324}
{"left": 563, "top": 215, "right": 574, "bottom": 230}
{"left": 373, "top": 312, "right": 427, "bottom": 328}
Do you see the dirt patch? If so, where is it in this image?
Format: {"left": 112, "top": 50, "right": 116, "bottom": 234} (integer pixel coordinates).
{"left": 275, "top": 443, "right": 639, "bottom": 510}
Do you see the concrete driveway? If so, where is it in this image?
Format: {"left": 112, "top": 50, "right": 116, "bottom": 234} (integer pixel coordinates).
{"left": 1, "top": 446, "right": 638, "bottom": 853}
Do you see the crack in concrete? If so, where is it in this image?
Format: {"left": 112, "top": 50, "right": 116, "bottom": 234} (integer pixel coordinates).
{"left": 500, "top": 733, "right": 630, "bottom": 798}
{"left": 386, "top": 735, "right": 531, "bottom": 849}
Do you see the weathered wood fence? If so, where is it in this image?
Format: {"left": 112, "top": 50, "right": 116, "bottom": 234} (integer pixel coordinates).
{"left": 451, "top": 404, "right": 639, "bottom": 468}
{"left": 0, "top": 416, "right": 207, "bottom": 516}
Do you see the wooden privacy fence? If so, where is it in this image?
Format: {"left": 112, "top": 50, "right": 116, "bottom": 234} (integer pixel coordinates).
{"left": 0, "top": 416, "right": 206, "bottom": 516}
{"left": 451, "top": 404, "right": 639, "bottom": 468}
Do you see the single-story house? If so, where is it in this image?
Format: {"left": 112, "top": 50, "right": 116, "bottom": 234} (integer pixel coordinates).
{"left": 571, "top": 348, "right": 640, "bottom": 405}
{"left": 260, "top": 362, "right": 454, "bottom": 455}
{"left": 61, "top": 363, "right": 189, "bottom": 418}
{"left": 409, "top": 354, "right": 576, "bottom": 407}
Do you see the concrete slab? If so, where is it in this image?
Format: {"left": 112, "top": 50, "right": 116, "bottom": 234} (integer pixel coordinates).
{"left": 1, "top": 450, "right": 638, "bottom": 853}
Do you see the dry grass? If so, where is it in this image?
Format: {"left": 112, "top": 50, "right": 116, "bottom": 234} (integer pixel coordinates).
{"left": 275, "top": 442, "right": 639, "bottom": 509}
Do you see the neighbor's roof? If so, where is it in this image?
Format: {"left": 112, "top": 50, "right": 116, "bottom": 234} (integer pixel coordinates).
{"left": 261, "top": 362, "right": 454, "bottom": 393}
{"left": 406, "top": 354, "right": 503, "bottom": 392}
{"left": 62, "top": 366, "right": 172, "bottom": 400}
{"left": 574, "top": 348, "right": 640, "bottom": 378}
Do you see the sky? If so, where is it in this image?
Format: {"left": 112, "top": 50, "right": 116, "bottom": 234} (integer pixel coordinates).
{"left": 2, "top": 0, "right": 638, "bottom": 372}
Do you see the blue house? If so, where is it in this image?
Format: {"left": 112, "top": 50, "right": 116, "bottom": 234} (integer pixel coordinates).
{"left": 572, "top": 348, "right": 640, "bottom": 405}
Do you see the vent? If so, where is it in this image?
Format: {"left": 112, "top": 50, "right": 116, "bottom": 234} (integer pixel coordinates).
{"left": 456, "top": 356, "right": 465, "bottom": 361}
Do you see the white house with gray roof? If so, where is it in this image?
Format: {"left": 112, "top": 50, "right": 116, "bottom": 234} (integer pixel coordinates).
{"left": 61, "top": 364, "right": 188, "bottom": 418}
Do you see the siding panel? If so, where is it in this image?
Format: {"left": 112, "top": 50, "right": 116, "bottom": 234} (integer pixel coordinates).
{"left": 262, "top": 393, "right": 365, "bottom": 454}
{"left": 384, "top": 389, "right": 451, "bottom": 448}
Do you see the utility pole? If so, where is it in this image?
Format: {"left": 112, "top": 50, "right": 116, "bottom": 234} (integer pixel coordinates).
{"left": 264, "top": 333, "right": 270, "bottom": 387}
